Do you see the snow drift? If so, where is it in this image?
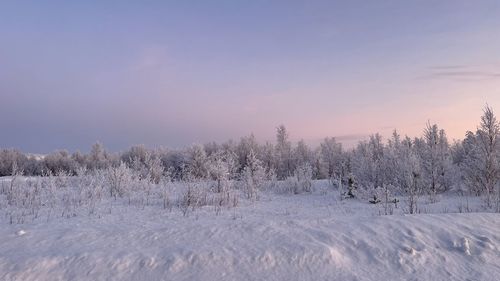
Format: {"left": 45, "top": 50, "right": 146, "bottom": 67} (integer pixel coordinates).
{"left": 1, "top": 211, "right": 499, "bottom": 281}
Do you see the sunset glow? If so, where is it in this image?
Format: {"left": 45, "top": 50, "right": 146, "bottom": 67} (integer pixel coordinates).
{"left": 1, "top": 1, "right": 499, "bottom": 152}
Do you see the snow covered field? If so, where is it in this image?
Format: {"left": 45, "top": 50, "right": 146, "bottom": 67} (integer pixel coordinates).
{"left": 1, "top": 179, "right": 499, "bottom": 281}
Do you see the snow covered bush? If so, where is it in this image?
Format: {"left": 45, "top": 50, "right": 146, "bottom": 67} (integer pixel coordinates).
{"left": 208, "top": 150, "right": 233, "bottom": 193}
{"left": 372, "top": 184, "right": 398, "bottom": 215}
{"left": 178, "top": 179, "right": 208, "bottom": 216}
{"left": 275, "top": 163, "right": 314, "bottom": 194}
{"left": 106, "top": 162, "right": 133, "bottom": 199}
{"left": 159, "top": 172, "right": 173, "bottom": 211}
{"left": 241, "top": 149, "right": 266, "bottom": 200}
{"left": 294, "top": 163, "right": 313, "bottom": 193}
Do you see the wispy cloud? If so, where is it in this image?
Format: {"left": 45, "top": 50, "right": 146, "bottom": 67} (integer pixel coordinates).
{"left": 430, "top": 71, "right": 500, "bottom": 79}
{"left": 378, "top": 125, "right": 395, "bottom": 131}
{"left": 334, "top": 133, "right": 368, "bottom": 142}
{"left": 429, "top": 65, "right": 469, "bottom": 70}
{"left": 420, "top": 65, "right": 500, "bottom": 81}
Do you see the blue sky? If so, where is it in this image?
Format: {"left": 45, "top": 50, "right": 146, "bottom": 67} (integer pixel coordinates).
{"left": 1, "top": 1, "right": 500, "bottom": 152}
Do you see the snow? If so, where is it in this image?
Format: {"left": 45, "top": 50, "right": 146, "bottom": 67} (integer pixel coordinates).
{"left": 1, "top": 182, "right": 499, "bottom": 281}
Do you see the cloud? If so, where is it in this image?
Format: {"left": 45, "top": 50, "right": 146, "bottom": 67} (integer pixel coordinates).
{"left": 420, "top": 64, "right": 500, "bottom": 81}
{"left": 378, "top": 125, "right": 395, "bottom": 131}
{"left": 430, "top": 71, "right": 500, "bottom": 79}
{"left": 333, "top": 133, "right": 368, "bottom": 142}
{"left": 428, "top": 65, "right": 469, "bottom": 70}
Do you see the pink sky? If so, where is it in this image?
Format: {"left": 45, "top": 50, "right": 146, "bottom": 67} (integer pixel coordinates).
{"left": 1, "top": 1, "right": 499, "bottom": 152}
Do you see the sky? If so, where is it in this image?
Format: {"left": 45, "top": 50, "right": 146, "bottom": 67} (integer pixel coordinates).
{"left": 1, "top": 0, "right": 500, "bottom": 153}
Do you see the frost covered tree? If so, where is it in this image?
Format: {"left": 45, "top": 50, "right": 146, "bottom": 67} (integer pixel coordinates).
{"left": 275, "top": 125, "right": 293, "bottom": 179}
{"left": 400, "top": 137, "right": 423, "bottom": 214}
{"left": 384, "top": 130, "right": 403, "bottom": 188}
{"left": 368, "top": 134, "right": 385, "bottom": 188}
{"left": 160, "top": 150, "right": 187, "bottom": 180}
{"left": 258, "top": 141, "right": 275, "bottom": 175}
{"left": 462, "top": 106, "right": 500, "bottom": 207}
{"left": 71, "top": 151, "right": 87, "bottom": 170}
{"left": 107, "top": 162, "right": 133, "bottom": 198}
{"left": 236, "top": 134, "right": 260, "bottom": 173}
{"left": 23, "top": 156, "right": 45, "bottom": 176}
{"left": 351, "top": 134, "right": 384, "bottom": 190}
{"left": 420, "top": 123, "right": 452, "bottom": 199}
{"left": 121, "top": 146, "right": 164, "bottom": 183}
{"left": 87, "top": 142, "right": 112, "bottom": 170}
{"left": 208, "top": 150, "right": 236, "bottom": 193}
{"left": 293, "top": 163, "right": 313, "bottom": 194}
{"left": 476, "top": 106, "right": 500, "bottom": 207}
{"left": 203, "top": 141, "right": 220, "bottom": 157}
{"left": 186, "top": 144, "right": 210, "bottom": 179}
{"left": 43, "top": 150, "right": 77, "bottom": 175}
{"left": 294, "top": 140, "right": 314, "bottom": 169}
{"left": 241, "top": 149, "right": 266, "bottom": 199}
{"left": 0, "top": 149, "right": 27, "bottom": 176}
{"left": 319, "top": 137, "right": 344, "bottom": 181}
{"left": 121, "top": 145, "right": 148, "bottom": 167}
{"left": 458, "top": 132, "right": 481, "bottom": 195}
{"left": 144, "top": 151, "right": 164, "bottom": 184}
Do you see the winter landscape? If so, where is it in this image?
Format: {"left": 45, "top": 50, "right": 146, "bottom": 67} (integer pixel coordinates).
{"left": 2, "top": 1, "right": 500, "bottom": 281}
{"left": 2, "top": 110, "right": 500, "bottom": 280}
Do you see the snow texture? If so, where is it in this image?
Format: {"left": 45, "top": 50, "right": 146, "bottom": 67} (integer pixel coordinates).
{"left": 1, "top": 187, "right": 499, "bottom": 281}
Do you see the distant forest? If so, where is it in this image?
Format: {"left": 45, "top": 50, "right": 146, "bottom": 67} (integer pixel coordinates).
{"left": 1, "top": 106, "right": 500, "bottom": 208}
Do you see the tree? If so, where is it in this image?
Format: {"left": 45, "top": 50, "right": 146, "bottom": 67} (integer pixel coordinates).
{"left": 477, "top": 105, "right": 500, "bottom": 207}
{"left": 0, "top": 149, "right": 27, "bottom": 176}
{"left": 294, "top": 140, "right": 314, "bottom": 169}
{"left": 121, "top": 146, "right": 164, "bottom": 183}
{"left": 144, "top": 151, "right": 164, "bottom": 184}
{"left": 43, "top": 150, "right": 77, "bottom": 175}
{"left": 121, "top": 145, "right": 148, "bottom": 167}
{"left": 293, "top": 163, "right": 313, "bottom": 194}
{"left": 71, "top": 151, "right": 87, "bottom": 170}
{"left": 275, "top": 125, "right": 293, "bottom": 179}
{"left": 23, "top": 156, "right": 45, "bottom": 176}
{"left": 208, "top": 150, "right": 236, "bottom": 193}
{"left": 460, "top": 132, "right": 482, "bottom": 195}
{"left": 107, "top": 162, "right": 133, "bottom": 198}
{"left": 160, "top": 150, "right": 187, "bottom": 180}
{"left": 384, "top": 130, "right": 403, "bottom": 188}
{"left": 236, "top": 134, "right": 260, "bottom": 173}
{"left": 400, "top": 137, "right": 423, "bottom": 214}
{"left": 241, "top": 149, "right": 266, "bottom": 199}
{"left": 368, "top": 133, "right": 385, "bottom": 189}
{"left": 319, "top": 137, "right": 344, "bottom": 180}
{"left": 463, "top": 106, "right": 500, "bottom": 207}
{"left": 351, "top": 134, "right": 385, "bottom": 190}
{"left": 87, "top": 142, "right": 111, "bottom": 170}
{"left": 187, "top": 144, "right": 210, "bottom": 179}
{"left": 420, "top": 123, "right": 452, "bottom": 199}
{"left": 259, "top": 141, "right": 275, "bottom": 175}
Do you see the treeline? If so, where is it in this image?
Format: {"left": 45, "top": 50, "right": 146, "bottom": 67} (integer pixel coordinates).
{"left": 3, "top": 127, "right": 332, "bottom": 180}
{"left": 1, "top": 106, "right": 499, "bottom": 208}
